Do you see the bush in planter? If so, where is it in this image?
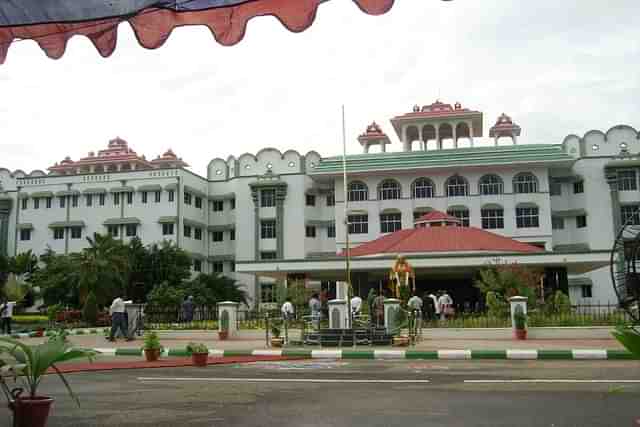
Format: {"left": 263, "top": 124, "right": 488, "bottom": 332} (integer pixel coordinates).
{"left": 0, "top": 335, "right": 97, "bottom": 427}
{"left": 186, "top": 342, "right": 209, "bottom": 367}
{"left": 82, "top": 291, "right": 98, "bottom": 326}
{"left": 218, "top": 311, "right": 229, "bottom": 340}
{"left": 513, "top": 305, "right": 527, "bottom": 339}
{"left": 142, "top": 332, "right": 162, "bottom": 361}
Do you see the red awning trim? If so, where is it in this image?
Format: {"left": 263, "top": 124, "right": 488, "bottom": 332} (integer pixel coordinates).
{"left": 0, "top": 0, "right": 394, "bottom": 64}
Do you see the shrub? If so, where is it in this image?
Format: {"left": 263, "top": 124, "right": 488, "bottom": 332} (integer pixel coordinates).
{"left": 186, "top": 342, "right": 208, "bottom": 354}
{"left": 142, "top": 331, "right": 162, "bottom": 350}
{"left": 513, "top": 305, "right": 527, "bottom": 330}
{"left": 82, "top": 291, "right": 99, "bottom": 325}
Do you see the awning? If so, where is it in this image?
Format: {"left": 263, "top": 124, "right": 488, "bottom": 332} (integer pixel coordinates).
{"left": 103, "top": 217, "right": 141, "bottom": 225}
{"left": 55, "top": 190, "right": 81, "bottom": 197}
{"left": 188, "top": 252, "right": 206, "bottom": 261}
{"left": 184, "top": 218, "right": 206, "bottom": 229}
{"left": 82, "top": 188, "right": 107, "bottom": 194}
{"left": 17, "top": 193, "right": 29, "bottom": 199}
{"left": 109, "top": 186, "right": 135, "bottom": 193}
{"left": 208, "top": 224, "right": 235, "bottom": 232}
{"left": 553, "top": 243, "right": 591, "bottom": 253}
{"left": 17, "top": 223, "right": 33, "bottom": 230}
{"left": 158, "top": 216, "right": 178, "bottom": 224}
{"left": 568, "top": 277, "right": 593, "bottom": 287}
{"left": 209, "top": 193, "right": 235, "bottom": 201}
{"left": 208, "top": 255, "right": 235, "bottom": 262}
{"left": 184, "top": 185, "right": 207, "bottom": 198}
{"left": 164, "top": 183, "right": 178, "bottom": 191}
{"left": 306, "top": 220, "right": 334, "bottom": 228}
{"left": 30, "top": 191, "right": 54, "bottom": 198}
{"left": 49, "top": 220, "right": 85, "bottom": 228}
{"left": 137, "top": 184, "right": 163, "bottom": 192}
{"left": 551, "top": 209, "right": 587, "bottom": 218}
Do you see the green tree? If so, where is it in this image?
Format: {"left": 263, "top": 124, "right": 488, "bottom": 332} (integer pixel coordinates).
{"left": 144, "top": 241, "right": 192, "bottom": 298}
{"left": 31, "top": 249, "right": 80, "bottom": 307}
{"left": 475, "top": 261, "right": 541, "bottom": 307}
{"left": 146, "top": 281, "right": 185, "bottom": 306}
{"left": 78, "top": 233, "right": 127, "bottom": 306}
{"left": 123, "top": 237, "right": 149, "bottom": 302}
{"left": 182, "top": 273, "right": 250, "bottom": 307}
{"left": 82, "top": 291, "right": 98, "bottom": 325}
{"left": 0, "top": 254, "right": 9, "bottom": 294}
{"left": 8, "top": 250, "right": 39, "bottom": 277}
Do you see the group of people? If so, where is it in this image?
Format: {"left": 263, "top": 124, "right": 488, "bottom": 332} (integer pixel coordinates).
{"left": 409, "top": 290, "right": 455, "bottom": 321}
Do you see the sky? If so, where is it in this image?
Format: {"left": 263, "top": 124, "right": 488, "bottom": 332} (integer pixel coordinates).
{"left": 1, "top": 0, "right": 639, "bottom": 175}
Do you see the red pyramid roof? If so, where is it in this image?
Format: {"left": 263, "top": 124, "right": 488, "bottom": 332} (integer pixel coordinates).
{"left": 343, "top": 226, "right": 543, "bottom": 257}
{"left": 415, "top": 211, "right": 460, "bottom": 223}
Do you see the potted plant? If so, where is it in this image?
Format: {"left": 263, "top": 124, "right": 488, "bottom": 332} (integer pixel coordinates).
{"left": 0, "top": 335, "right": 97, "bottom": 427}
{"left": 513, "top": 305, "right": 527, "bottom": 340}
{"left": 186, "top": 342, "right": 209, "bottom": 367}
{"left": 142, "top": 331, "right": 162, "bottom": 361}
{"left": 270, "top": 325, "right": 284, "bottom": 347}
{"left": 218, "top": 312, "right": 229, "bottom": 341}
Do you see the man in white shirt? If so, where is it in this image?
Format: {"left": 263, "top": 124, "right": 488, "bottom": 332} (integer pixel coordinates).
{"left": 437, "top": 291, "right": 454, "bottom": 321}
{"left": 281, "top": 298, "right": 294, "bottom": 322}
{"left": 350, "top": 295, "right": 363, "bottom": 317}
{"left": 108, "top": 295, "right": 132, "bottom": 341}
{"left": 0, "top": 298, "right": 16, "bottom": 335}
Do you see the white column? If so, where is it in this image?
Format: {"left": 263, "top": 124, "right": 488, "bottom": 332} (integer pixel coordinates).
{"left": 328, "top": 299, "right": 349, "bottom": 329}
{"left": 468, "top": 121, "right": 474, "bottom": 147}
{"left": 381, "top": 142, "right": 386, "bottom": 153}
{"left": 402, "top": 126, "right": 411, "bottom": 152}
{"left": 435, "top": 124, "right": 441, "bottom": 150}
{"left": 384, "top": 298, "right": 401, "bottom": 333}
{"left": 509, "top": 296, "right": 527, "bottom": 330}
{"left": 218, "top": 301, "right": 239, "bottom": 337}
{"left": 452, "top": 123, "right": 458, "bottom": 149}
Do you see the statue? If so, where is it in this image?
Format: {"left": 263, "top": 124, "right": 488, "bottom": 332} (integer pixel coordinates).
{"left": 389, "top": 256, "right": 415, "bottom": 300}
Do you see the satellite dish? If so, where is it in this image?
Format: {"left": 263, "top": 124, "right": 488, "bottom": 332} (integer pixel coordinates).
{"left": 610, "top": 211, "right": 640, "bottom": 328}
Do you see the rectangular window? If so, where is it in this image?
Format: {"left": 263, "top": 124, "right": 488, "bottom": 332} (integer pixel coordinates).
{"left": 125, "top": 224, "right": 137, "bottom": 237}
{"left": 19, "top": 229, "right": 31, "bottom": 241}
{"left": 212, "top": 231, "right": 224, "bottom": 242}
{"left": 99, "top": 194, "right": 105, "bottom": 206}
{"left": 193, "top": 260, "right": 202, "bottom": 272}
{"left": 260, "top": 251, "right": 277, "bottom": 260}
{"left": 59, "top": 197, "right": 66, "bottom": 208}
{"left": 230, "top": 199, "right": 236, "bottom": 210}
{"left": 618, "top": 170, "right": 637, "bottom": 191}
{"left": 229, "top": 229, "right": 236, "bottom": 241}
{"left": 380, "top": 213, "right": 402, "bottom": 233}
{"left": 576, "top": 215, "right": 587, "bottom": 228}
{"left": 195, "top": 196, "right": 202, "bottom": 209}
{"left": 481, "top": 209, "right": 504, "bottom": 229}
{"left": 306, "top": 226, "right": 316, "bottom": 238}
{"left": 261, "top": 220, "right": 277, "bottom": 239}
{"left": 348, "top": 214, "right": 368, "bottom": 234}
{"left": 21, "top": 198, "right": 27, "bottom": 210}
{"left": 71, "top": 226, "right": 81, "bottom": 239}
{"left": 516, "top": 207, "right": 539, "bottom": 228}
{"left": 86, "top": 195, "right": 92, "bottom": 207}
{"left": 114, "top": 193, "right": 120, "bottom": 206}
{"left": 326, "top": 191, "right": 335, "bottom": 207}
{"left": 142, "top": 192, "right": 148, "bottom": 204}
{"left": 184, "top": 192, "right": 192, "bottom": 205}
{"left": 168, "top": 190, "right": 175, "bottom": 202}
{"left": 126, "top": 192, "right": 133, "bottom": 205}
{"left": 213, "top": 262, "right": 224, "bottom": 273}
{"left": 194, "top": 227, "right": 202, "bottom": 240}
{"left": 162, "top": 223, "right": 174, "bottom": 236}
{"left": 53, "top": 228, "right": 65, "bottom": 240}
{"left": 261, "top": 189, "right": 276, "bottom": 207}
{"left": 261, "top": 283, "right": 276, "bottom": 303}
{"left": 550, "top": 181, "right": 562, "bottom": 196}
{"left": 45, "top": 197, "right": 52, "bottom": 209}
{"left": 552, "top": 217, "right": 565, "bottom": 230}
{"left": 447, "top": 209, "right": 470, "bottom": 227}
{"left": 327, "top": 224, "right": 336, "bottom": 238}
{"left": 34, "top": 198, "right": 39, "bottom": 209}
{"left": 184, "top": 225, "right": 192, "bottom": 238}
{"left": 71, "top": 195, "right": 78, "bottom": 207}
{"left": 573, "top": 180, "right": 584, "bottom": 194}
{"left": 107, "top": 225, "right": 119, "bottom": 238}
{"left": 212, "top": 200, "right": 224, "bottom": 212}
{"left": 306, "top": 194, "right": 316, "bottom": 206}
{"left": 154, "top": 191, "right": 161, "bottom": 203}
{"left": 581, "top": 285, "right": 592, "bottom": 298}
{"left": 621, "top": 205, "right": 640, "bottom": 226}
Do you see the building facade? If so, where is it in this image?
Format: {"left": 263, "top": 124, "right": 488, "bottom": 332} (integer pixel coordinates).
{"left": 0, "top": 101, "right": 637, "bottom": 308}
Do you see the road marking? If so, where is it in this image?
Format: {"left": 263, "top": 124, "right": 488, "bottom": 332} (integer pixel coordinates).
{"left": 312, "top": 350, "right": 342, "bottom": 359}
{"left": 438, "top": 350, "right": 471, "bottom": 360}
{"left": 572, "top": 349, "right": 608, "bottom": 360}
{"left": 138, "top": 377, "right": 431, "bottom": 384}
{"left": 506, "top": 349, "right": 538, "bottom": 360}
{"left": 374, "top": 350, "right": 405, "bottom": 359}
{"left": 464, "top": 379, "right": 640, "bottom": 384}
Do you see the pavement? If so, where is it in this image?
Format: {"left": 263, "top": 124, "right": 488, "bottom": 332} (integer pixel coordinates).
{"left": 20, "top": 359, "right": 640, "bottom": 427}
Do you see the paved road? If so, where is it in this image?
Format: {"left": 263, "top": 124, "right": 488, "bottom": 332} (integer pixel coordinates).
{"left": 5, "top": 360, "right": 640, "bottom": 427}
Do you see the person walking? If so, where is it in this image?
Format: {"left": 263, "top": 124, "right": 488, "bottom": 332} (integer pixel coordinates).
{"left": 182, "top": 295, "right": 195, "bottom": 323}
{"left": 437, "top": 290, "right": 454, "bottom": 321}
{"left": 350, "top": 294, "right": 363, "bottom": 317}
{"left": 281, "top": 298, "right": 294, "bottom": 322}
{"left": 0, "top": 297, "right": 16, "bottom": 335}
{"left": 407, "top": 291, "right": 423, "bottom": 333}
{"left": 309, "top": 293, "right": 321, "bottom": 330}
{"left": 108, "top": 294, "right": 132, "bottom": 342}
{"left": 423, "top": 291, "right": 436, "bottom": 321}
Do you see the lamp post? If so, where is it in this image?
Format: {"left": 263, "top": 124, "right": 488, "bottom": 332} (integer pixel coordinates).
{"left": 342, "top": 105, "right": 354, "bottom": 341}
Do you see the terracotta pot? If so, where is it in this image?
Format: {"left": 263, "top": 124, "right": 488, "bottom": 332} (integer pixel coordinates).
{"left": 218, "top": 331, "right": 228, "bottom": 340}
{"left": 514, "top": 329, "right": 527, "bottom": 340}
{"left": 192, "top": 352, "right": 209, "bottom": 367}
{"left": 270, "top": 338, "right": 284, "bottom": 348}
{"left": 144, "top": 348, "right": 161, "bottom": 362}
{"left": 13, "top": 396, "right": 54, "bottom": 427}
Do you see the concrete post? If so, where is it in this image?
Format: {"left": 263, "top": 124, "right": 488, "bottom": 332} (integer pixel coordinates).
{"left": 509, "top": 296, "right": 527, "bottom": 330}
{"left": 384, "top": 298, "right": 401, "bottom": 333}
{"left": 336, "top": 281, "right": 349, "bottom": 300}
{"left": 218, "top": 301, "right": 239, "bottom": 337}
{"left": 328, "top": 299, "right": 349, "bottom": 329}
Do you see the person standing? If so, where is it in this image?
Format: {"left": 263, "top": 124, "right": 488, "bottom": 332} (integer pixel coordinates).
{"left": 281, "top": 298, "right": 294, "bottom": 322}
{"left": 108, "top": 294, "right": 132, "bottom": 341}
{"left": 309, "top": 293, "right": 321, "bottom": 329}
{"left": 182, "top": 295, "right": 195, "bottom": 323}
{"left": 0, "top": 298, "right": 16, "bottom": 335}
{"left": 437, "top": 290, "right": 453, "bottom": 321}
{"left": 350, "top": 294, "right": 363, "bottom": 317}
{"left": 408, "top": 291, "right": 423, "bottom": 332}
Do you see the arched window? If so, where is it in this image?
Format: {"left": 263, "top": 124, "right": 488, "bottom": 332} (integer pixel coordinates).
{"left": 513, "top": 173, "right": 538, "bottom": 194}
{"left": 446, "top": 175, "right": 469, "bottom": 197}
{"left": 347, "top": 213, "right": 369, "bottom": 234}
{"left": 380, "top": 211, "right": 402, "bottom": 233}
{"left": 348, "top": 181, "right": 368, "bottom": 202}
{"left": 516, "top": 204, "right": 539, "bottom": 228}
{"left": 479, "top": 174, "right": 504, "bottom": 195}
{"left": 481, "top": 204, "right": 504, "bottom": 229}
{"left": 412, "top": 178, "right": 434, "bottom": 199}
{"left": 378, "top": 179, "right": 401, "bottom": 200}
{"left": 447, "top": 206, "right": 470, "bottom": 227}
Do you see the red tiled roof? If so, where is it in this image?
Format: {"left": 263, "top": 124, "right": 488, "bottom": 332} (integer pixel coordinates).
{"left": 415, "top": 211, "right": 459, "bottom": 223}
{"left": 343, "top": 226, "right": 544, "bottom": 257}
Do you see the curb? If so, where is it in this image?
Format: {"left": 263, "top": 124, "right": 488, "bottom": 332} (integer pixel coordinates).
{"left": 88, "top": 348, "right": 639, "bottom": 360}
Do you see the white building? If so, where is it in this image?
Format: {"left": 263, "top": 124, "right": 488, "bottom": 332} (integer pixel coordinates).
{"left": 0, "top": 101, "right": 637, "bottom": 308}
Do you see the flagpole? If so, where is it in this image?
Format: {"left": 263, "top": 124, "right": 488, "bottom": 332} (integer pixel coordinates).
{"left": 342, "top": 105, "right": 353, "bottom": 332}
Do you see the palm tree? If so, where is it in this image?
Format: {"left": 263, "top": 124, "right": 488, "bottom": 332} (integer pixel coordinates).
{"left": 78, "top": 233, "right": 127, "bottom": 306}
